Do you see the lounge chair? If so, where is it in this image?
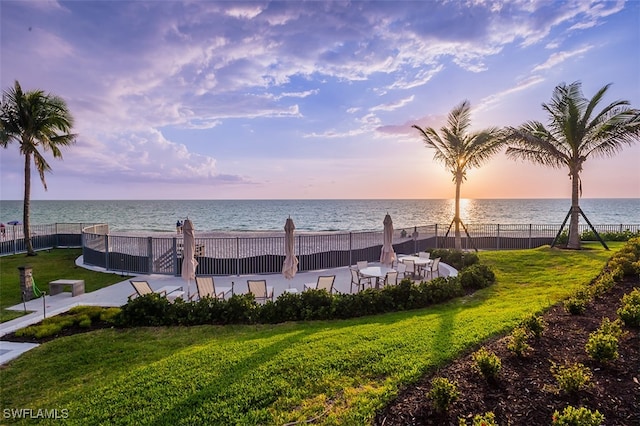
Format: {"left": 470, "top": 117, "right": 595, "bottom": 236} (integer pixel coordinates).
{"left": 304, "top": 275, "right": 336, "bottom": 294}
{"left": 191, "top": 276, "right": 232, "bottom": 301}
{"left": 129, "top": 280, "right": 183, "bottom": 300}
{"left": 247, "top": 279, "right": 274, "bottom": 303}
{"left": 350, "top": 268, "right": 371, "bottom": 293}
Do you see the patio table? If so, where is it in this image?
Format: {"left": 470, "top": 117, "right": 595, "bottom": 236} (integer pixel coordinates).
{"left": 358, "top": 266, "right": 396, "bottom": 290}
{"left": 397, "top": 255, "right": 432, "bottom": 277}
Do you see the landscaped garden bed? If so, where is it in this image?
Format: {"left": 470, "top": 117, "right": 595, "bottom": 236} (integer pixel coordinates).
{"left": 375, "top": 263, "right": 640, "bottom": 425}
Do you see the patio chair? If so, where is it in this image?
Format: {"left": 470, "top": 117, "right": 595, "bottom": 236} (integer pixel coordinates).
{"left": 417, "top": 252, "right": 431, "bottom": 275}
{"left": 383, "top": 270, "right": 399, "bottom": 287}
{"left": 304, "top": 275, "right": 336, "bottom": 294}
{"left": 396, "top": 262, "right": 408, "bottom": 279}
{"left": 191, "top": 276, "right": 232, "bottom": 301}
{"left": 356, "top": 260, "right": 368, "bottom": 270}
{"left": 426, "top": 257, "right": 441, "bottom": 280}
{"left": 129, "top": 280, "right": 183, "bottom": 300}
{"left": 350, "top": 268, "right": 371, "bottom": 293}
{"left": 247, "top": 279, "right": 274, "bottom": 303}
{"left": 403, "top": 259, "right": 417, "bottom": 279}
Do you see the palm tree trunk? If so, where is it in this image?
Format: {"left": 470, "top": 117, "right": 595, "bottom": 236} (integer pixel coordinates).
{"left": 23, "top": 151, "right": 36, "bottom": 256}
{"left": 567, "top": 171, "right": 581, "bottom": 250}
{"left": 454, "top": 178, "right": 462, "bottom": 250}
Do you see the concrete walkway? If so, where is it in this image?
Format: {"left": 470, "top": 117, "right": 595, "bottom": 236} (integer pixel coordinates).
{"left": 0, "top": 256, "right": 455, "bottom": 365}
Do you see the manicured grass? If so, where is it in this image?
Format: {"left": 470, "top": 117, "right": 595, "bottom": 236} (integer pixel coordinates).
{"left": 0, "top": 244, "right": 620, "bottom": 425}
{"left": 0, "top": 249, "right": 132, "bottom": 322}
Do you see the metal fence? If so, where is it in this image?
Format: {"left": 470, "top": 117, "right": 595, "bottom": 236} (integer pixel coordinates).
{"left": 0, "top": 223, "right": 96, "bottom": 255}
{"left": 2, "top": 222, "right": 638, "bottom": 276}
{"left": 80, "top": 222, "right": 639, "bottom": 276}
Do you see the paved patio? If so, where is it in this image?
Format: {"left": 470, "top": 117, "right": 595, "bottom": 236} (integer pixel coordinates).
{"left": 0, "top": 256, "right": 455, "bottom": 365}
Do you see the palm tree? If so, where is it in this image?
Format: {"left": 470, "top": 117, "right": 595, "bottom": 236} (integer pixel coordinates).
{"left": 0, "top": 81, "right": 76, "bottom": 255}
{"left": 413, "top": 100, "right": 504, "bottom": 250}
{"left": 505, "top": 81, "right": 640, "bottom": 250}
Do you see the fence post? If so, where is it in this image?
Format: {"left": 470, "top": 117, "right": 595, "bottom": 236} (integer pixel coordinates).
{"left": 104, "top": 234, "right": 110, "bottom": 270}
{"left": 147, "top": 237, "right": 153, "bottom": 275}
{"left": 236, "top": 237, "right": 240, "bottom": 276}
{"left": 12, "top": 225, "right": 17, "bottom": 255}
{"left": 496, "top": 224, "right": 500, "bottom": 250}
{"left": 529, "top": 224, "right": 532, "bottom": 249}
{"left": 435, "top": 224, "right": 438, "bottom": 249}
{"left": 349, "top": 232, "right": 352, "bottom": 267}
{"left": 172, "top": 237, "right": 177, "bottom": 276}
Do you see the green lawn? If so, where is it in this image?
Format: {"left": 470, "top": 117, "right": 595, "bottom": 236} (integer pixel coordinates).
{"left": 0, "top": 243, "right": 620, "bottom": 425}
{"left": 0, "top": 249, "right": 132, "bottom": 322}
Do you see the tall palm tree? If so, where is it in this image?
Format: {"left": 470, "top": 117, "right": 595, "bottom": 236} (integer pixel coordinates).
{"left": 505, "top": 81, "right": 640, "bottom": 250}
{"left": 413, "top": 100, "right": 504, "bottom": 250}
{"left": 0, "top": 81, "right": 76, "bottom": 256}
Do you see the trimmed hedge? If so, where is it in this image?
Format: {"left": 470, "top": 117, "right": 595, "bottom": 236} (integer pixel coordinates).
{"left": 117, "top": 249, "right": 495, "bottom": 328}
{"left": 117, "top": 277, "right": 470, "bottom": 327}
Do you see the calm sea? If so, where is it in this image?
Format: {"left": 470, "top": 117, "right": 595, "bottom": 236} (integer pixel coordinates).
{"left": 0, "top": 199, "right": 638, "bottom": 233}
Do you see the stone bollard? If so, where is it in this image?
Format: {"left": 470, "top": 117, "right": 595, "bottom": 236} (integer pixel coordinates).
{"left": 18, "top": 265, "right": 34, "bottom": 301}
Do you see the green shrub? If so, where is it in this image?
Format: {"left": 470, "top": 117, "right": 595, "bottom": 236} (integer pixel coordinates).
{"left": 617, "top": 287, "right": 640, "bottom": 327}
{"left": 428, "top": 249, "right": 479, "bottom": 271}
{"left": 116, "top": 265, "right": 490, "bottom": 328}
{"left": 428, "top": 377, "right": 459, "bottom": 413}
{"left": 585, "top": 332, "right": 619, "bottom": 362}
{"left": 472, "top": 347, "right": 501, "bottom": 382}
{"left": 116, "top": 293, "right": 171, "bottom": 326}
{"left": 607, "top": 252, "right": 637, "bottom": 276}
{"left": 77, "top": 314, "right": 92, "bottom": 328}
{"left": 591, "top": 272, "right": 615, "bottom": 298}
{"left": 563, "top": 293, "right": 589, "bottom": 315}
{"left": 459, "top": 264, "right": 495, "bottom": 290}
{"left": 521, "top": 313, "right": 545, "bottom": 338}
{"left": 552, "top": 406, "right": 604, "bottom": 425}
{"left": 458, "top": 412, "right": 497, "bottom": 426}
{"left": 551, "top": 362, "right": 592, "bottom": 394}
{"left": 585, "top": 319, "right": 624, "bottom": 362}
{"left": 423, "top": 276, "right": 464, "bottom": 304}
{"left": 581, "top": 229, "right": 640, "bottom": 242}
{"left": 221, "top": 294, "right": 257, "bottom": 324}
{"left": 506, "top": 327, "right": 530, "bottom": 357}
{"left": 99, "top": 307, "right": 122, "bottom": 323}
{"left": 68, "top": 305, "right": 104, "bottom": 320}
{"left": 597, "top": 317, "right": 624, "bottom": 338}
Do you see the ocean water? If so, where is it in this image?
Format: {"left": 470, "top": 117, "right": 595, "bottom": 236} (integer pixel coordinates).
{"left": 0, "top": 199, "right": 638, "bottom": 233}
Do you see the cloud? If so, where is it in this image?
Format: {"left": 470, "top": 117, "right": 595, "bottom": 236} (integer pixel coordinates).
{"left": 1, "top": 0, "right": 634, "bottom": 198}
{"left": 370, "top": 95, "right": 415, "bottom": 112}
{"left": 475, "top": 75, "right": 546, "bottom": 113}
{"left": 532, "top": 45, "right": 593, "bottom": 71}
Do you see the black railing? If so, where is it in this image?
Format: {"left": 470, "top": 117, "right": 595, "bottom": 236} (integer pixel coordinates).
{"left": 2, "top": 222, "right": 638, "bottom": 276}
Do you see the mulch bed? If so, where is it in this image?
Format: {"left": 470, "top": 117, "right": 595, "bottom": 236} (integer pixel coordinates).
{"left": 1, "top": 320, "right": 116, "bottom": 344}
{"left": 374, "top": 275, "right": 640, "bottom": 425}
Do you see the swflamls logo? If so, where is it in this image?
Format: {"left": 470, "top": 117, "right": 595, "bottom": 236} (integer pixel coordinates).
{"left": 3, "top": 408, "right": 69, "bottom": 419}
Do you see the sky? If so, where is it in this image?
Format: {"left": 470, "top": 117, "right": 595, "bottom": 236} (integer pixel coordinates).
{"left": 1, "top": 0, "right": 639, "bottom": 201}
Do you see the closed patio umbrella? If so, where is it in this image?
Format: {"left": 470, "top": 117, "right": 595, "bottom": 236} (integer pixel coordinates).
{"left": 282, "top": 217, "right": 298, "bottom": 280}
{"left": 181, "top": 218, "right": 198, "bottom": 299}
{"left": 380, "top": 213, "right": 396, "bottom": 266}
